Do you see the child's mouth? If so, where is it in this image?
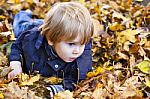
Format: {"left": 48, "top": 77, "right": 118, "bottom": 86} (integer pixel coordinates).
{"left": 69, "top": 57, "right": 76, "bottom": 61}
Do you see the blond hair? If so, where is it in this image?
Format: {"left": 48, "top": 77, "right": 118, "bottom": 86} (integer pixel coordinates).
{"left": 40, "top": 2, "right": 93, "bottom": 44}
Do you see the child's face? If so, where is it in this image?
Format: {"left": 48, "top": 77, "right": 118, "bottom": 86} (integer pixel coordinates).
{"left": 51, "top": 36, "right": 85, "bottom": 62}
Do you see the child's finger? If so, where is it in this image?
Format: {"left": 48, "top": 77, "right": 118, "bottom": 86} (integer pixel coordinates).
{"left": 7, "top": 72, "right": 15, "bottom": 79}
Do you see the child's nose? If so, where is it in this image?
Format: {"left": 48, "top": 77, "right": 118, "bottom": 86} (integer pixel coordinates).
{"left": 73, "top": 46, "right": 80, "bottom": 54}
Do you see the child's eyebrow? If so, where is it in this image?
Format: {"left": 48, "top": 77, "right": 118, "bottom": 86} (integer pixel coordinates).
{"left": 71, "top": 42, "right": 84, "bottom": 45}
{"left": 67, "top": 41, "right": 80, "bottom": 43}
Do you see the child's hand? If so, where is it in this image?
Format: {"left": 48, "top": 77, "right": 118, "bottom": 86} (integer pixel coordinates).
{"left": 8, "top": 61, "right": 22, "bottom": 79}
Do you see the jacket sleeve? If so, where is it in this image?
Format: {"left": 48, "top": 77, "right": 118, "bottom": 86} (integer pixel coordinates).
{"left": 9, "top": 33, "right": 25, "bottom": 62}
{"left": 62, "top": 79, "right": 76, "bottom": 91}
{"left": 13, "top": 10, "right": 43, "bottom": 38}
{"left": 46, "top": 85, "right": 64, "bottom": 97}
{"left": 62, "top": 64, "right": 79, "bottom": 91}
{"left": 77, "top": 39, "right": 93, "bottom": 80}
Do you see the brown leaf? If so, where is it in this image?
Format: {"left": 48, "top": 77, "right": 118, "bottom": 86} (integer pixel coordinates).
{"left": 129, "top": 43, "right": 140, "bottom": 54}
{"left": 54, "top": 90, "right": 74, "bottom": 99}
{"left": 44, "top": 76, "right": 63, "bottom": 85}
{"left": 92, "top": 18, "right": 104, "bottom": 37}
{"left": 109, "top": 22, "right": 125, "bottom": 31}
{"left": 17, "top": 73, "right": 40, "bottom": 86}
{"left": 0, "top": 67, "right": 11, "bottom": 77}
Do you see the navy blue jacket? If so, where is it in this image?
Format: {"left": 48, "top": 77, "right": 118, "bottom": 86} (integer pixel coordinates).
{"left": 10, "top": 11, "right": 92, "bottom": 91}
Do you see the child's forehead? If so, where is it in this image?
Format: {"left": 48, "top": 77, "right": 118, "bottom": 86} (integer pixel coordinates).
{"left": 64, "top": 35, "right": 82, "bottom": 43}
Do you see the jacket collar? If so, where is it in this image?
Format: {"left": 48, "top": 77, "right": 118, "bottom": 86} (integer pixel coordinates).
{"left": 44, "top": 40, "right": 66, "bottom": 71}
{"left": 34, "top": 30, "right": 58, "bottom": 60}
{"left": 44, "top": 40, "right": 58, "bottom": 60}
{"left": 35, "top": 31, "right": 44, "bottom": 49}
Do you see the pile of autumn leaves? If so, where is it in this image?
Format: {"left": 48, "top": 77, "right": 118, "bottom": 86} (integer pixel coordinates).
{"left": 0, "top": 0, "right": 150, "bottom": 98}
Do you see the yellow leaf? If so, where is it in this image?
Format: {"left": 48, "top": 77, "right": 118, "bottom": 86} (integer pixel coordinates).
{"left": 20, "top": 81, "right": 33, "bottom": 86}
{"left": 54, "top": 90, "right": 73, "bottom": 99}
{"left": 0, "top": 93, "right": 4, "bottom": 99}
{"left": 0, "top": 15, "right": 6, "bottom": 20}
{"left": 45, "top": 77, "right": 63, "bottom": 84}
{"left": 0, "top": 52, "right": 8, "bottom": 66}
{"left": 118, "top": 51, "right": 129, "bottom": 59}
{"left": 19, "top": 74, "right": 40, "bottom": 86}
{"left": 145, "top": 77, "right": 150, "bottom": 87}
{"left": 135, "top": 0, "right": 143, "bottom": 1}
{"left": 28, "top": 74, "right": 40, "bottom": 83}
{"left": 9, "top": 31, "right": 16, "bottom": 41}
{"left": 15, "top": 0, "right": 20, "bottom": 3}
{"left": 135, "top": 60, "right": 150, "bottom": 74}
{"left": 7, "top": 0, "right": 20, "bottom": 3}
{"left": 0, "top": 67, "right": 12, "bottom": 77}
{"left": 116, "top": 29, "right": 142, "bottom": 43}
{"left": 95, "top": 67, "right": 104, "bottom": 75}
{"left": 133, "top": 9, "right": 143, "bottom": 18}
{"left": 26, "top": 0, "right": 33, "bottom": 4}
{"left": 106, "top": 66, "right": 113, "bottom": 71}
{"left": 79, "top": 0, "right": 85, "bottom": 4}
{"left": 92, "top": 18, "right": 104, "bottom": 37}
{"left": 112, "top": 11, "right": 127, "bottom": 21}
{"left": 86, "top": 71, "right": 96, "bottom": 78}
{"left": 139, "top": 47, "right": 146, "bottom": 57}
{"left": 109, "top": 22, "right": 125, "bottom": 31}
{"left": 87, "top": 67, "right": 105, "bottom": 78}
{"left": 18, "top": 73, "right": 29, "bottom": 81}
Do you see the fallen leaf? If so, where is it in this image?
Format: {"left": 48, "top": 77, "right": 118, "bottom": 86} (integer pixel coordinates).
{"left": 18, "top": 73, "right": 40, "bottom": 86}
{"left": 116, "top": 29, "right": 142, "bottom": 43}
{"left": 21, "top": 74, "right": 40, "bottom": 86}
{"left": 109, "top": 22, "right": 125, "bottom": 31}
{"left": 135, "top": 60, "right": 150, "bottom": 74}
{"left": 92, "top": 18, "right": 104, "bottom": 37}
{"left": 44, "top": 76, "right": 63, "bottom": 85}
{"left": 135, "top": 0, "right": 143, "bottom": 2}
{"left": 54, "top": 90, "right": 74, "bottom": 99}
{"left": 0, "top": 67, "right": 11, "bottom": 77}
{"left": 0, "top": 93, "right": 4, "bottom": 99}
{"left": 144, "top": 77, "right": 150, "bottom": 87}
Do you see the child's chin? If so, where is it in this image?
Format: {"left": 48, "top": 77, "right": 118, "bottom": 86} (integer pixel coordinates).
{"left": 64, "top": 59, "right": 75, "bottom": 63}
{"left": 64, "top": 60, "right": 73, "bottom": 63}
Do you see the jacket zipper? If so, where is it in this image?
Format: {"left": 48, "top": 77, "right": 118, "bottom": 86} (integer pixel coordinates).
{"left": 61, "top": 70, "right": 65, "bottom": 89}
{"left": 31, "top": 62, "right": 35, "bottom": 73}
{"left": 20, "top": 54, "right": 23, "bottom": 67}
{"left": 77, "top": 68, "right": 80, "bottom": 84}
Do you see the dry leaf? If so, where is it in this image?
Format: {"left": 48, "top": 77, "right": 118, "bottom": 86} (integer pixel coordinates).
{"left": 121, "top": 85, "right": 143, "bottom": 98}
{"left": 4, "top": 81, "right": 42, "bottom": 98}
{"left": 54, "top": 90, "right": 74, "bottom": 99}
{"left": 44, "top": 76, "right": 63, "bottom": 84}
{"left": 18, "top": 73, "right": 40, "bottom": 86}
{"left": 109, "top": 22, "right": 125, "bottom": 31}
{"left": 21, "top": 74, "right": 40, "bottom": 86}
{"left": 135, "top": 60, "right": 150, "bottom": 74}
{"left": 144, "top": 77, "right": 150, "bottom": 87}
{"left": 0, "top": 67, "right": 11, "bottom": 77}
{"left": 92, "top": 18, "right": 104, "bottom": 37}
{"left": 116, "top": 29, "right": 142, "bottom": 43}
{"left": 0, "top": 93, "right": 4, "bottom": 99}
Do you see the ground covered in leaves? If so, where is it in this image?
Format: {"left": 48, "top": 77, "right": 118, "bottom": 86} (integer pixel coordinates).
{"left": 0, "top": 0, "right": 150, "bottom": 99}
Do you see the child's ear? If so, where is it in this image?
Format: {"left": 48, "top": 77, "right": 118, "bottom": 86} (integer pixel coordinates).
{"left": 48, "top": 40, "right": 53, "bottom": 46}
